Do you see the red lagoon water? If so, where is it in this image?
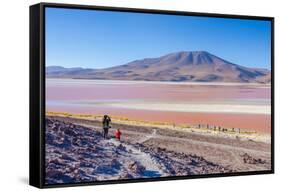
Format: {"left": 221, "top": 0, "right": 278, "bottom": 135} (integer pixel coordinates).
{"left": 46, "top": 80, "right": 270, "bottom": 101}
{"left": 46, "top": 79, "right": 271, "bottom": 133}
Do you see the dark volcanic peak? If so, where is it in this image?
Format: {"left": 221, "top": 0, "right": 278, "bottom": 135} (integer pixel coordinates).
{"left": 125, "top": 51, "right": 235, "bottom": 69}
{"left": 46, "top": 51, "right": 271, "bottom": 83}
{"left": 159, "top": 51, "right": 222, "bottom": 65}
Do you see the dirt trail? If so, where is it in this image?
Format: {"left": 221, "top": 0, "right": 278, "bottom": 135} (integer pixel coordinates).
{"left": 70, "top": 122, "right": 168, "bottom": 177}
{"left": 47, "top": 117, "right": 261, "bottom": 184}
{"left": 72, "top": 122, "right": 167, "bottom": 175}
{"left": 139, "top": 129, "right": 157, "bottom": 144}
{"left": 50, "top": 117, "right": 270, "bottom": 174}
{"left": 77, "top": 121, "right": 269, "bottom": 156}
{"left": 154, "top": 133, "right": 269, "bottom": 155}
{"left": 109, "top": 138, "right": 168, "bottom": 177}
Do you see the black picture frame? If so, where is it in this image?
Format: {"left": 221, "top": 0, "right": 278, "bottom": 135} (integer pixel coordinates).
{"left": 30, "top": 2, "right": 275, "bottom": 188}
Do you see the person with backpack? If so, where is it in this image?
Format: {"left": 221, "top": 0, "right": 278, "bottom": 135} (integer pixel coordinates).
{"left": 102, "top": 115, "right": 111, "bottom": 139}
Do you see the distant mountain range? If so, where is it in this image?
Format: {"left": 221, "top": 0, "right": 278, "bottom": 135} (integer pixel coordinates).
{"left": 46, "top": 51, "right": 271, "bottom": 83}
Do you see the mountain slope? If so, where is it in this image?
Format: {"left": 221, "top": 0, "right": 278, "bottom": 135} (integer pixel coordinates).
{"left": 46, "top": 51, "right": 271, "bottom": 83}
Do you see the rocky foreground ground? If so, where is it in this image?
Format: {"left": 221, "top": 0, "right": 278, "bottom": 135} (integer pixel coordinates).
{"left": 45, "top": 117, "right": 234, "bottom": 184}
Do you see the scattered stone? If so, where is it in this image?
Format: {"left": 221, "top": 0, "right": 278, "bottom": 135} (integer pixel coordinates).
{"left": 241, "top": 153, "right": 266, "bottom": 164}
{"left": 45, "top": 117, "right": 234, "bottom": 184}
{"left": 117, "top": 144, "right": 127, "bottom": 151}
{"left": 119, "top": 172, "right": 133, "bottom": 179}
{"left": 128, "top": 162, "right": 145, "bottom": 174}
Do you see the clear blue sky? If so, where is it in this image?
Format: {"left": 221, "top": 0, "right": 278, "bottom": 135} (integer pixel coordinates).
{"left": 46, "top": 7, "right": 271, "bottom": 69}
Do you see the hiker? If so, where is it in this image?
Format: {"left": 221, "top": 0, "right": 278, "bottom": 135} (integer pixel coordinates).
{"left": 115, "top": 128, "right": 122, "bottom": 141}
{"left": 102, "top": 115, "right": 111, "bottom": 139}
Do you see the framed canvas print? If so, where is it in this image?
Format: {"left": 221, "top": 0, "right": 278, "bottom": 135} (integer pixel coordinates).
{"left": 29, "top": 2, "right": 274, "bottom": 188}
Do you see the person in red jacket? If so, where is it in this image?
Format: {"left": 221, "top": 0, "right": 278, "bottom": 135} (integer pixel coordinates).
{"left": 115, "top": 128, "right": 122, "bottom": 141}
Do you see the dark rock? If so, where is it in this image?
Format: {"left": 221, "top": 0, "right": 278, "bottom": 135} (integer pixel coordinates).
{"left": 117, "top": 144, "right": 127, "bottom": 151}
{"left": 241, "top": 153, "right": 266, "bottom": 164}
{"left": 128, "top": 162, "right": 145, "bottom": 174}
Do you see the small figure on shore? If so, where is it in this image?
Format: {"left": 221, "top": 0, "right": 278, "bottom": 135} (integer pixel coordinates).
{"left": 115, "top": 128, "right": 122, "bottom": 141}
{"left": 102, "top": 115, "right": 111, "bottom": 139}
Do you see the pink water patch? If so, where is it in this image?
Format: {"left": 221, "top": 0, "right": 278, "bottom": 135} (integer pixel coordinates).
{"left": 46, "top": 79, "right": 271, "bottom": 133}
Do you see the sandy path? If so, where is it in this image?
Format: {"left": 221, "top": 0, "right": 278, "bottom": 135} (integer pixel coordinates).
{"left": 133, "top": 128, "right": 270, "bottom": 171}
{"left": 79, "top": 123, "right": 167, "bottom": 177}
{"left": 59, "top": 118, "right": 270, "bottom": 171}
{"left": 139, "top": 129, "right": 157, "bottom": 144}
{"left": 77, "top": 122, "right": 269, "bottom": 156}
{"left": 109, "top": 138, "right": 167, "bottom": 177}
{"left": 121, "top": 126, "right": 269, "bottom": 168}
{"left": 153, "top": 133, "right": 270, "bottom": 156}
{"left": 138, "top": 129, "right": 270, "bottom": 170}
{"left": 45, "top": 117, "right": 270, "bottom": 184}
